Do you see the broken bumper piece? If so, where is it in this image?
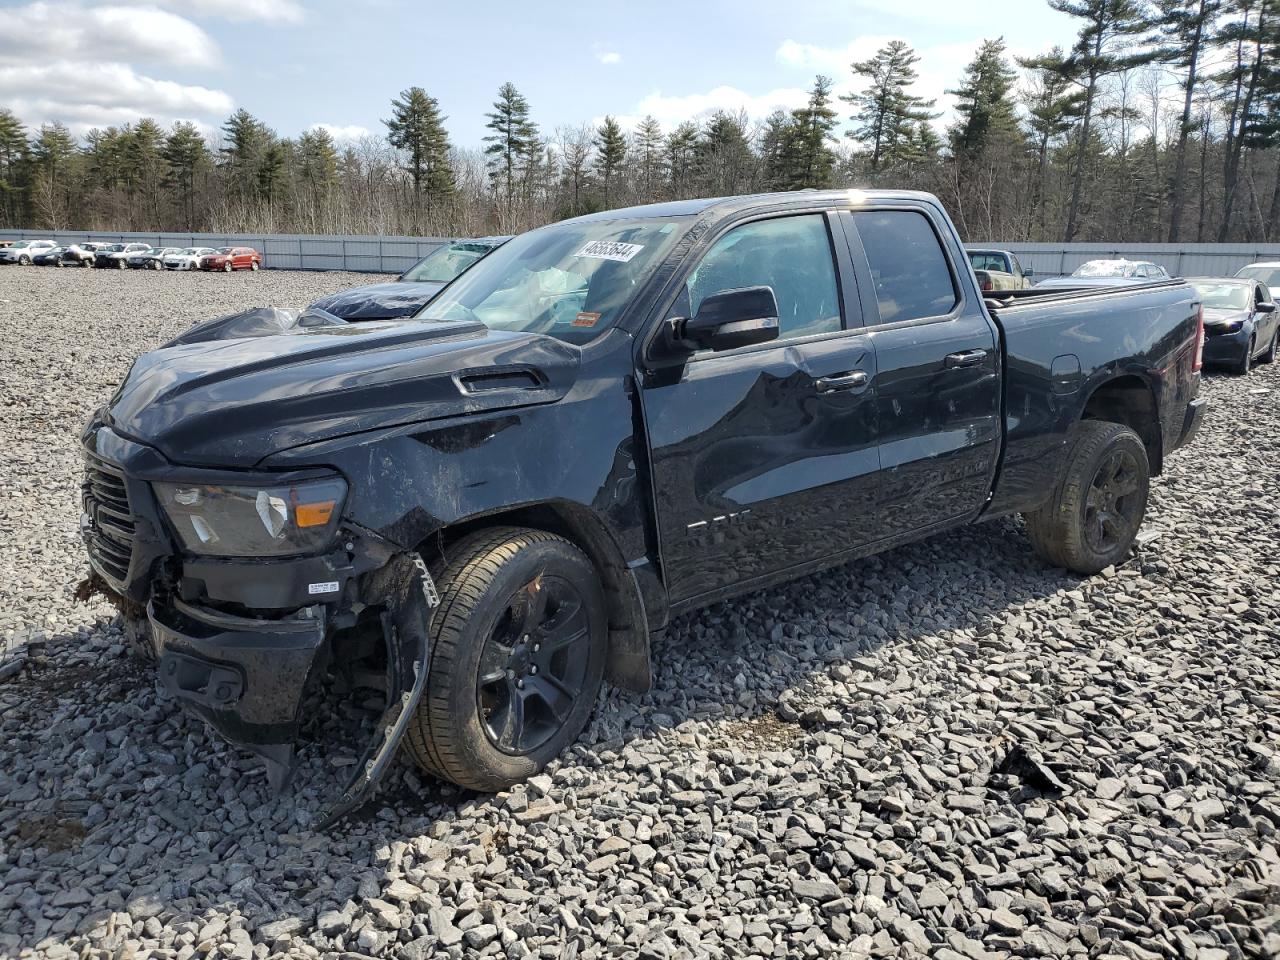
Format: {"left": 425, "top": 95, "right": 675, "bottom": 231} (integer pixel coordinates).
{"left": 150, "top": 598, "right": 326, "bottom": 790}
{"left": 146, "top": 553, "right": 436, "bottom": 826}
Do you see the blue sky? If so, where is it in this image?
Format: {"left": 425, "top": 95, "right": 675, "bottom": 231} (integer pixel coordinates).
{"left": 2, "top": 0, "right": 1078, "bottom": 145}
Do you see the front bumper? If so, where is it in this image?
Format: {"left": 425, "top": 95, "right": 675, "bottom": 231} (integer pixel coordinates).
{"left": 151, "top": 598, "right": 326, "bottom": 750}
{"left": 1202, "top": 326, "right": 1252, "bottom": 366}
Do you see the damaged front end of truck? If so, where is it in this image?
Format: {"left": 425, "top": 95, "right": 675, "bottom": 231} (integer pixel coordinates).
{"left": 79, "top": 418, "right": 440, "bottom": 825}
{"left": 74, "top": 305, "right": 586, "bottom": 823}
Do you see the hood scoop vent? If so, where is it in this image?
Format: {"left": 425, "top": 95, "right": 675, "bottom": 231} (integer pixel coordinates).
{"left": 457, "top": 369, "right": 544, "bottom": 394}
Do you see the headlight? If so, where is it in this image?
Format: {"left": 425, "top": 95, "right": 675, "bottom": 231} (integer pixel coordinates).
{"left": 153, "top": 476, "right": 347, "bottom": 557}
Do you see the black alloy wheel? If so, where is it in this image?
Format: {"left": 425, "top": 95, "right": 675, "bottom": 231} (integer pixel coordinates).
{"left": 1082, "top": 448, "right": 1143, "bottom": 555}
{"left": 475, "top": 575, "right": 591, "bottom": 755}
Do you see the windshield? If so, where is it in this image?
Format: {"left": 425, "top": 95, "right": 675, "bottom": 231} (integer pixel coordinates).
{"left": 1074, "top": 261, "right": 1132, "bottom": 278}
{"left": 402, "top": 241, "right": 497, "bottom": 283}
{"left": 102, "top": 244, "right": 125, "bottom": 252}
{"left": 1237, "top": 266, "right": 1280, "bottom": 288}
{"left": 1191, "top": 281, "right": 1251, "bottom": 310}
{"left": 216, "top": 247, "right": 231, "bottom": 254}
{"left": 422, "top": 217, "right": 686, "bottom": 343}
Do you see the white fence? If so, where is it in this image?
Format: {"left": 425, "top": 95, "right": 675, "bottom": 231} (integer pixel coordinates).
{"left": 3, "top": 229, "right": 1278, "bottom": 278}
{"left": 0, "top": 229, "right": 452, "bottom": 274}
{"left": 988, "top": 242, "right": 1280, "bottom": 280}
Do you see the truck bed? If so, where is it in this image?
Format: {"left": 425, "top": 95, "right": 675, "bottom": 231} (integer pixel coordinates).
{"left": 981, "top": 280, "right": 1202, "bottom": 517}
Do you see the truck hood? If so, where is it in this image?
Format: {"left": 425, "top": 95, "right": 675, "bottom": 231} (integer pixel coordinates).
{"left": 308, "top": 281, "right": 446, "bottom": 321}
{"left": 105, "top": 316, "right": 581, "bottom": 468}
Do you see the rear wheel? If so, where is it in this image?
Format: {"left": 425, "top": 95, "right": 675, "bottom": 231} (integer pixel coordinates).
{"left": 18, "top": 255, "right": 29, "bottom": 266}
{"left": 405, "top": 527, "right": 607, "bottom": 791}
{"left": 223, "top": 261, "right": 232, "bottom": 272}
{"left": 1024, "top": 421, "right": 1150, "bottom": 575}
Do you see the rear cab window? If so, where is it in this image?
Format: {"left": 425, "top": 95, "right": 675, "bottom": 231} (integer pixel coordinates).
{"left": 852, "top": 210, "right": 959, "bottom": 324}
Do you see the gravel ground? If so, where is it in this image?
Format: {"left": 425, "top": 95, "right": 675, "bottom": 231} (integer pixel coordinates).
{"left": 0, "top": 265, "right": 1278, "bottom": 960}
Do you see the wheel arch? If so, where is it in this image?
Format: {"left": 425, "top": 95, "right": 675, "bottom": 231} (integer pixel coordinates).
{"left": 414, "top": 500, "right": 652, "bottom": 693}
{"left": 1079, "top": 373, "right": 1163, "bottom": 476}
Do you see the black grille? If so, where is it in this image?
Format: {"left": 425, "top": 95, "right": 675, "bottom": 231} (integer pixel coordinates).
{"left": 83, "top": 456, "right": 135, "bottom": 584}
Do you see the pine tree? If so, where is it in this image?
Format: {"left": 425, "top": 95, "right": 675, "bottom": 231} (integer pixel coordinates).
{"left": 257, "top": 140, "right": 288, "bottom": 205}
{"left": 1213, "top": 0, "right": 1274, "bottom": 241}
{"left": 593, "top": 115, "right": 627, "bottom": 206}
{"left": 759, "top": 110, "right": 795, "bottom": 190}
{"left": 779, "top": 75, "right": 839, "bottom": 189}
{"left": 484, "top": 82, "right": 538, "bottom": 222}
{"left": 29, "top": 123, "right": 77, "bottom": 229}
{"left": 1020, "top": 48, "right": 1087, "bottom": 232}
{"left": 163, "top": 121, "right": 209, "bottom": 229}
{"left": 1029, "top": 0, "right": 1154, "bottom": 241}
{"left": 695, "top": 111, "right": 756, "bottom": 195}
{"left": 843, "top": 40, "right": 937, "bottom": 171}
{"left": 384, "top": 87, "right": 455, "bottom": 228}
{"left": 127, "top": 118, "right": 165, "bottom": 227}
{"left": 665, "top": 121, "right": 699, "bottom": 197}
{"left": 298, "top": 128, "right": 339, "bottom": 194}
{"left": 0, "top": 109, "right": 28, "bottom": 226}
{"left": 1153, "top": 0, "right": 1222, "bottom": 240}
{"left": 632, "top": 116, "right": 665, "bottom": 201}
{"left": 948, "top": 39, "right": 1021, "bottom": 158}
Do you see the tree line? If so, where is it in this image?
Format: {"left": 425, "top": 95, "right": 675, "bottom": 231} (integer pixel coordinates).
{"left": 1, "top": 0, "right": 1277, "bottom": 244}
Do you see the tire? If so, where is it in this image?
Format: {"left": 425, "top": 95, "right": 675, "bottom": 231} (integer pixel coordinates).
{"left": 250, "top": 260, "right": 259, "bottom": 271}
{"left": 1260, "top": 327, "right": 1278, "bottom": 364}
{"left": 1023, "top": 420, "right": 1150, "bottom": 576}
{"left": 1235, "top": 337, "right": 1254, "bottom": 376}
{"left": 117, "top": 259, "right": 126, "bottom": 269}
{"left": 18, "top": 255, "right": 29, "bottom": 266}
{"left": 223, "top": 261, "right": 232, "bottom": 272}
{"left": 405, "top": 527, "right": 608, "bottom": 791}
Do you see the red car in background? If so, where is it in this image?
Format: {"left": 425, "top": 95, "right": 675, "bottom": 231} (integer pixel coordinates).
{"left": 199, "top": 247, "right": 263, "bottom": 272}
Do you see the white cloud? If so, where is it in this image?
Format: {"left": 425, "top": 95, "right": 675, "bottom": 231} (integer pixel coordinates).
{"left": 309, "top": 123, "right": 372, "bottom": 143}
{"left": 4, "top": 62, "right": 233, "bottom": 137}
{"left": 121, "top": 0, "right": 306, "bottom": 23}
{"left": 596, "top": 51, "right": 621, "bottom": 65}
{"left": 0, "top": 2, "right": 221, "bottom": 68}
{"left": 610, "top": 84, "right": 811, "bottom": 131}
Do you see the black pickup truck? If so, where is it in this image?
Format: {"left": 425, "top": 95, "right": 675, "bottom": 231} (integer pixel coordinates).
{"left": 80, "top": 190, "right": 1207, "bottom": 821}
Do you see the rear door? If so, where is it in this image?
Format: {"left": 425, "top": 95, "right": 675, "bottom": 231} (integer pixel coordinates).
{"left": 841, "top": 205, "right": 1001, "bottom": 538}
{"left": 641, "top": 210, "right": 881, "bottom": 605}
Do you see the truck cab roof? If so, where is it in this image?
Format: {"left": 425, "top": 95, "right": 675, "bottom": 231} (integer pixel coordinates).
{"left": 563, "top": 189, "right": 943, "bottom": 224}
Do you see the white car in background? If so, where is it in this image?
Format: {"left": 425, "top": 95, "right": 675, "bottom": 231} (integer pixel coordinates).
{"left": 0, "top": 240, "right": 56, "bottom": 265}
{"left": 163, "top": 247, "right": 217, "bottom": 271}
{"left": 1236, "top": 262, "right": 1280, "bottom": 300}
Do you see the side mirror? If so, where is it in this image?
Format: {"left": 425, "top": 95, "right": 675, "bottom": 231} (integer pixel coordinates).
{"left": 1023, "top": 267, "right": 1034, "bottom": 278}
{"left": 1256, "top": 301, "right": 1276, "bottom": 314}
{"left": 678, "top": 286, "right": 780, "bottom": 351}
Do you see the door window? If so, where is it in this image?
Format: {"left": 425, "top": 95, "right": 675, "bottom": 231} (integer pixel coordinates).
{"left": 686, "top": 214, "right": 841, "bottom": 341}
{"left": 853, "top": 211, "right": 958, "bottom": 323}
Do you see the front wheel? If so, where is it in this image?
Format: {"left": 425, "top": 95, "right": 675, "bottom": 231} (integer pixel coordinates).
{"left": 250, "top": 260, "right": 259, "bottom": 271}
{"left": 405, "top": 527, "right": 608, "bottom": 791}
{"left": 1260, "top": 328, "right": 1278, "bottom": 364}
{"left": 223, "top": 261, "right": 232, "bottom": 272}
{"left": 1235, "top": 337, "right": 1254, "bottom": 376}
{"left": 1023, "top": 421, "right": 1150, "bottom": 575}
{"left": 18, "top": 255, "right": 29, "bottom": 266}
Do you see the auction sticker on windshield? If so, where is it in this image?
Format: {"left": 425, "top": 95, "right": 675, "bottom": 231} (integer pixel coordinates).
{"left": 575, "top": 240, "right": 644, "bottom": 262}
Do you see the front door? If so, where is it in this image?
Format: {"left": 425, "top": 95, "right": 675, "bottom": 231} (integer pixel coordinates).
{"left": 641, "top": 212, "right": 881, "bottom": 606}
{"left": 842, "top": 208, "right": 1001, "bottom": 537}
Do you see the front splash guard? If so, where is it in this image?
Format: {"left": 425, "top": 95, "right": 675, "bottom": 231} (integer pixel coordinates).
{"left": 319, "top": 553, "right": 438, "bottom": 827}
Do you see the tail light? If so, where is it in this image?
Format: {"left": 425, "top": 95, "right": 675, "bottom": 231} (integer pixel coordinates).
{"left": 1192, "top": 304, "right": 1204, "bottom": 373}
{"left": 980, "top": 279, "right": 994, "bottom": 292}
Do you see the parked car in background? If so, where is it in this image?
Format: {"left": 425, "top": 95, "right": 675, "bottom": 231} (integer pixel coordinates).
{"left": 966, "top": 247, "right": 1034, "bottom": 291}
{"left": 308, "top": 236, "right": 511, "bottom": 320}
{"left": 128, "top": 246, "right": 183, "bottom": 270}
{"left": 0, "top": 240, "right": 56, "bottom": 265}
{"left": 1036, "top": 259, "right": 1171, "bottom": 289}
{"left": 81, "top": 190, "right": 1207, "bottom": 819}
{"left": 1189, "top": 277, "right": 1278, "bottom": 375}
{"left": 32, "top": 245, "right": 67, "bottom": 266}
{"left": 199, "top": 247, "right": 262, "bottom": 272}
{"left": 1235, "top": 262, "right": 1280, "bottom": 300}
{"left": 163, "top": 247, "right": 216, "bottom": 271}
{"left": 62, "top": 242, "right": 103, "bottom": 266}
{"left": 95, "top": 243, "right": 153, "bottom": 269}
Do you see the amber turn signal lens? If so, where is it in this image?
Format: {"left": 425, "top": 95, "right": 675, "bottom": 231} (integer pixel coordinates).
{"left": 295, "top": 501, "right": 336, "bottom": 528}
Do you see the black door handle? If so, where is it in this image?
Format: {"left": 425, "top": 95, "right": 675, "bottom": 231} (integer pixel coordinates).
{"left": 814, "top": 370, "right": 869, "bottom": 394}
{"left": 944, "top": 349, "right": 989, "bottom": 368}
